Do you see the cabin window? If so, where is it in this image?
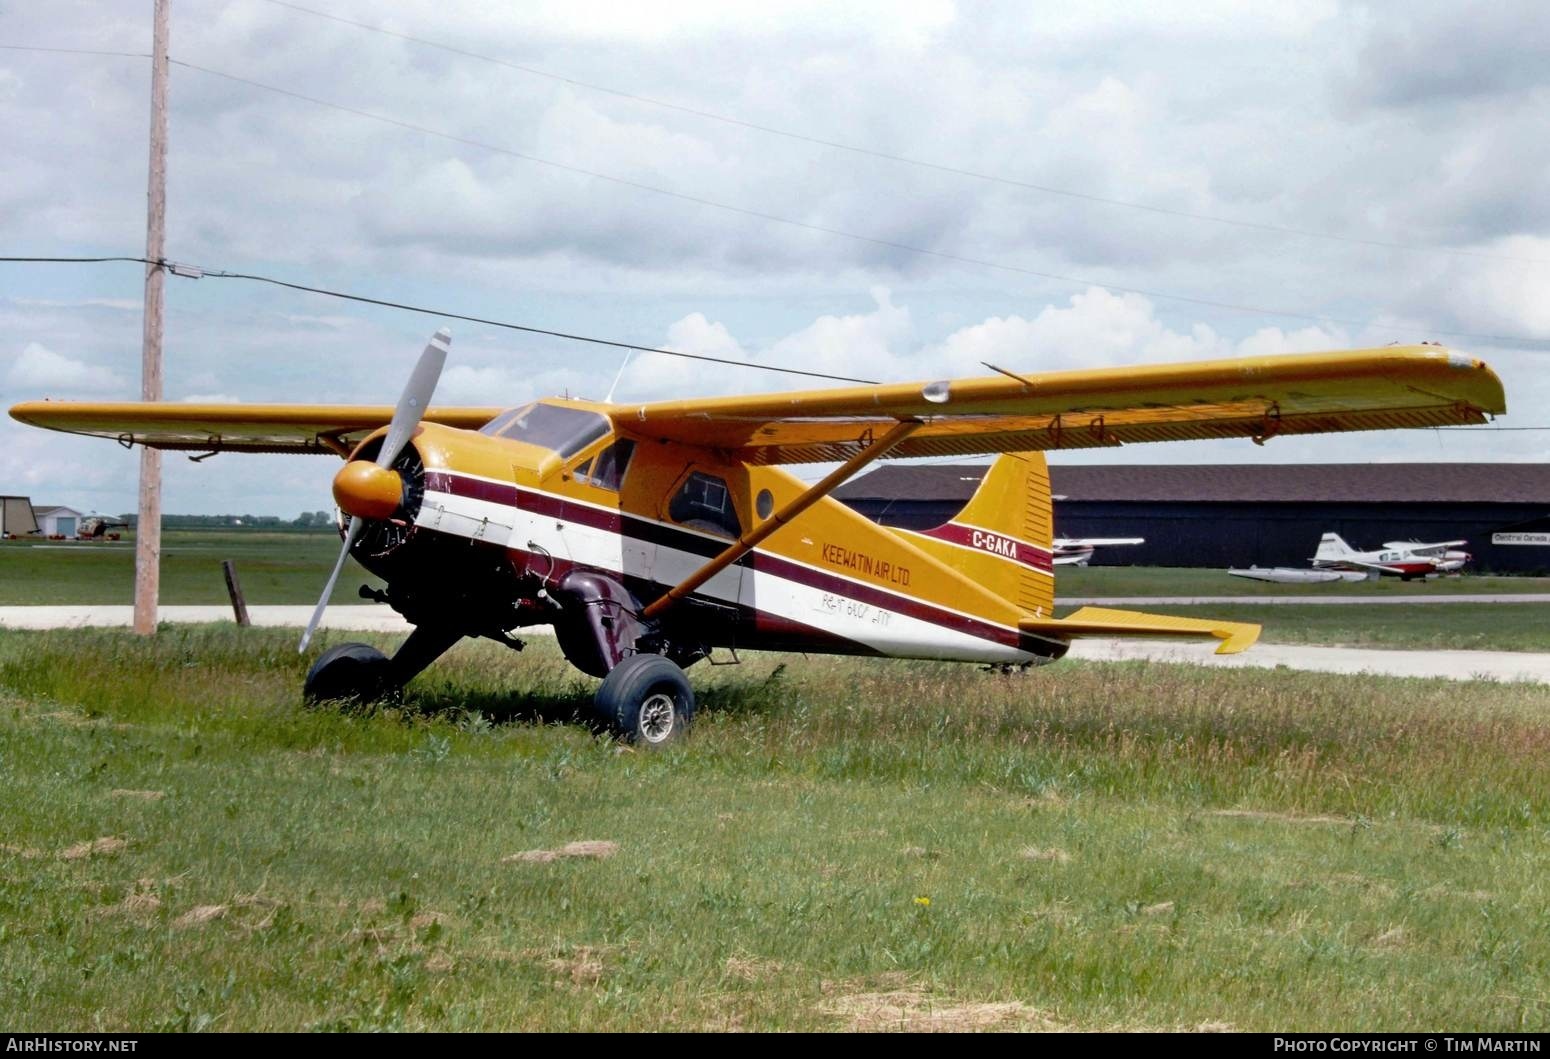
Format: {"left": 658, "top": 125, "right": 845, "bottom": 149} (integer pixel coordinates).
{"left": 578, "top": 439, "right": 635, "bottom": 491}
{"left": 669, "top": 471, "right": 742, "bottom": 539}
{"left": 479, "top": 403, "right": 610, "bottom": 459}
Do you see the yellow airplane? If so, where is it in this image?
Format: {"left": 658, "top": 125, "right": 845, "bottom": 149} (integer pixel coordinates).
{"left": 9, "top": 331, "right": 1506, "bottom": 745}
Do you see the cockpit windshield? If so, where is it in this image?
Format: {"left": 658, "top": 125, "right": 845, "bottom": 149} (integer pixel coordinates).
{"left": 479, "top": 402, "right": 611, "bottom": 458}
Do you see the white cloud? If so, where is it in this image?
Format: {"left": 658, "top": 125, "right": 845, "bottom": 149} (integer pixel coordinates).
{"left": 3, "top": 2, "right": 1547, "bottom": 514}
{"left": 5, "top": 342, "right": 128, "bottom": 394}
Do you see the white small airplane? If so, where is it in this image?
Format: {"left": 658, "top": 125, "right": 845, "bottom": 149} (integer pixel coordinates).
{"left": 1312, "top": 532, "right": 1470, "bottom": 580}
{"left": 1052, "top": 537, "right": 1145, "bottom": 567}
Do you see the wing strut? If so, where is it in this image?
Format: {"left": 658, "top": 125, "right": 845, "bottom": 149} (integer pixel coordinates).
{"left": 640, "top": 418, "right": 923, "bottom": 621}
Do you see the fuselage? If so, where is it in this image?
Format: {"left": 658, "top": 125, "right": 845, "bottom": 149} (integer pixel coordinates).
{"left": 352, "top": 400, "right": 1066, "bottom": 666}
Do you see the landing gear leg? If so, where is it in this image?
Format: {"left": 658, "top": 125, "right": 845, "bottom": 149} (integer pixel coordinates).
{"left": 592, "top": 654, "right": 695, "bottom": 747}
{"left": 388, "top": 625, "right": 464, "bottom": 687}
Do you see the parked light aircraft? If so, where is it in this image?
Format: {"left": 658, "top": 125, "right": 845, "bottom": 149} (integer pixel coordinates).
{"left": 1052, "top": 537, "right": 1145, "bottom": 567}
{"left": 1313, "top": 532, "right": 1471, "bottom": 579}
{"left": 9, "top": 335, "right": 1504, "bottom": 744}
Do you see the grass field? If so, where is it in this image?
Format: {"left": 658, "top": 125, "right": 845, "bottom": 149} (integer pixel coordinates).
{"left": 0, "top": 532, "right": 382, "bottom": 606}
{"left": 4, "top": 627, "right": 1549, "bottom": 1031}
{"left": 1057, "top": 565, "right": 1550, "bottom": 598}
{"left": 1140, "top": 603, "right": 1550, "bottom": 653}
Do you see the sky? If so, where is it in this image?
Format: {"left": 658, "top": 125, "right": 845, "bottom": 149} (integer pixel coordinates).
{"left": 3, "top": 0, "right": 1548, "bottom": 517}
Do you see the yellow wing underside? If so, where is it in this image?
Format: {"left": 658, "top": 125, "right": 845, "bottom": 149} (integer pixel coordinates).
{"left": 5, "top": 402, "right": 503, "bottom": 454}
{"left": 8, "top": 345, "right": 1505, "bottom": 462}
{"left": 616, "top": 346, "right": 1505, "bottom": 464}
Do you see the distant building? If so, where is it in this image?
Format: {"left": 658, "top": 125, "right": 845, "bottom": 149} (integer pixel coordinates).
{"left": 33, "top": 505, "right": 86, "bottom": 538}
{"left": 833, "top": 463, "right": 1550, "bottom": 574}
{"left": 1, "top": 495, "right": 39, "bottom": 537}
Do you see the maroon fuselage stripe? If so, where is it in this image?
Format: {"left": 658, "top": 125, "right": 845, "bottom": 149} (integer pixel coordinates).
{"left": 421, "top": 471, "right": 1065, "bottom": 656}
{"left": 916, "top": 522, "right": 1054, "bottom": 574}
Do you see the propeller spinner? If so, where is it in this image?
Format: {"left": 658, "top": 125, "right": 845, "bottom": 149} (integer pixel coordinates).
{"left": 299, "top": 328, "right": 450, "bottom": 652}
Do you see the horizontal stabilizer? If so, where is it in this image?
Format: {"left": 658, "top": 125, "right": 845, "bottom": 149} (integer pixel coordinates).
{"left": 1024, "top": 606, "right": 1261, "bottom": 655}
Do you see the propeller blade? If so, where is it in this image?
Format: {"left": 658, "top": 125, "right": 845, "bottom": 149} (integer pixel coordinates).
{"left": 299, "top": 517, "right": 363, "bottom": 653}
{"left": 301, "top": 327, "right": 450, "bottom": 654}
{"left": 377, "top": 327, "right": 450, "bottom": 469}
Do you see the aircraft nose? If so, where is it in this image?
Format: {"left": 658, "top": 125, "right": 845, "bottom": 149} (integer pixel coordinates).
{"left": 332, "top": 460, "right": 403, "bottom": 520}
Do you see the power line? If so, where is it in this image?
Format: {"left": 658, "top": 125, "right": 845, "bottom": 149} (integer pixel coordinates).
{"left": 0, "top": 44, "right": 150, "bottom": 59}
{"left": 253, "top": 0, "right": 1550, "bottom": 269}
{"left": 0, "top": 255, "right": 150, "bottom": 264}
{"left": 167, "top": 57, "right": 1550, "bottom": 349}
{"left": 0, "top": 255, "right": 879, "bottom": 384}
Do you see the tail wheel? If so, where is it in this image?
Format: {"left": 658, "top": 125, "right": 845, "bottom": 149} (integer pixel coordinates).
{"left": 304, "top": 642, "right": 393, "bottom": 704}
{"left": 594, "top": 654, "right": 694, "bottom": 747}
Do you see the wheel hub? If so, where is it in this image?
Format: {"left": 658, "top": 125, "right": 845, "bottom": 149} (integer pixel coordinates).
{"left": 638, "top": 692, "right": 676, "bottom": 743}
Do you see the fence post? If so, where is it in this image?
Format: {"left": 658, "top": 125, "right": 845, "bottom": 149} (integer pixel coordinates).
{"left": 222, "top": 559, "right": 250, "bottom": 627}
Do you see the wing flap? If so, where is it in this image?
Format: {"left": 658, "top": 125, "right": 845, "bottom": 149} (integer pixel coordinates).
{"left": 7, "top": 401, "right": 502, "bottom": 455}
{"left": 1026, "top": 605, "right": 1261, "bottom": 655}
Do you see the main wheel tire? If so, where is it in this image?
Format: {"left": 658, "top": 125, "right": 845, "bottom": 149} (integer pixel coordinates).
{"left": 594, "top": 653, "right": 694, "bottom": 747}
{"left": 304, "top": 642, "right": 393, "bottom": 704}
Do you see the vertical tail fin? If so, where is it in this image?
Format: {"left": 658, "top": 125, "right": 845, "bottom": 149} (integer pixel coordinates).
{"left": 899, "top": 453, "right": 1056, "bottom": 617}
{"left": 1315, "top": 532, "right": 1355, "bottom": 561}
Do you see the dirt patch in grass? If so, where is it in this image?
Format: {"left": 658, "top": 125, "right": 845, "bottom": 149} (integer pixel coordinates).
{"left": 174, "top": 904, "right": 227, "bottom": 929}
{"left": 1209, "top": 809, "right": 1349, "bottom": 826}
{"left": 1370, "top": 926, "right": 1408, "bottom": 949}
{"left": 1, "top": 842, "right": 46, "bottom": 859}
{"left": 1020, "top": 847, "right": 1072, "bottom": 864}
{"left": 820, "top": 989, "right": 1060, "bottom": 1032}
{"left": 58, "top": 836, "right": 127, "bottom": 860}
{"left": 502, "top": 840, "right": 619, "bottom": 864}
{"left": 39, "top": 710, "right": 130, "bottom": 731}
{"left": 94, "top": 880, "right": 162, "bottom": 920}
{"left": 527, "top": 945, "right": 609, "bottom": 986}
{"left": 725, "top": 955, "right": 787, "bottom": 982}
{"left": 109, "top": 789, "right": 165, "bottom": 801}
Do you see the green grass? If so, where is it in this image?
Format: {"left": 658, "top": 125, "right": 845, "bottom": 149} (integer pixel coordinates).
{"left": 0, "top": 531, "right": 381, "bottom": 606}
{"left": 1128, "top": 603, "right": 1550, "bottom": 653}
{"left": 1058, "top": 565, "right": 1550, "bottom": 598}
{"left": 4, "top": 627, "right": 1550, "bottom": 1030}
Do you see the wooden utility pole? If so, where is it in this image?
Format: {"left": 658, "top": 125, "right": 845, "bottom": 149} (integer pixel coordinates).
{"left": 134, "top": 0, "right": 169, "bottom": 636}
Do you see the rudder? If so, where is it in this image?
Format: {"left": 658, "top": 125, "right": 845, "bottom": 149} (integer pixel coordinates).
{"left": 899, "top": 452, "right": 1056, "bottom": 617}
{"left": 1315, "top": 532, "right": 1355, "bottom": 561}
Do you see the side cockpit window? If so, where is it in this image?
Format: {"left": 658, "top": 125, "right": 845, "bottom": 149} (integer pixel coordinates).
{"left": 669, "top": 470, "right": 741, "bottom": 538}
{"left": 578, "top": 439, "right": 634, "bottom": 491}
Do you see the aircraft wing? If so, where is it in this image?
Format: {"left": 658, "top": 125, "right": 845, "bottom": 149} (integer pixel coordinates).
{"left": 613, "top": 346, "right": 1505, "bottom": 464}
{"left": 6, "top": 401, "right": 503, "bottom": 454}
{"left": 1382, "top": 540, "right": 1466, "bottom": 554}
{"left": 1055, "top": 537, "right": 1145, "bottom": 547}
